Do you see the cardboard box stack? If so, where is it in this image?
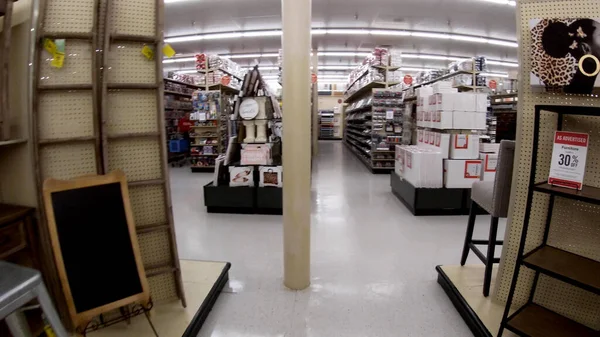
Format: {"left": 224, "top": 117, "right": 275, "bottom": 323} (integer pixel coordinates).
{"left": 416, "top": 82, "right": 487, "bottom": 130}
{"left": 395, "top": 145, "right": 444, "bottom": 188}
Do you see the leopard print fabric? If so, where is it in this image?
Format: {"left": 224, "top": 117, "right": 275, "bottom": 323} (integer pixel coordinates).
{"left": 531, "top": 19, "right": 577, "bottom": 90}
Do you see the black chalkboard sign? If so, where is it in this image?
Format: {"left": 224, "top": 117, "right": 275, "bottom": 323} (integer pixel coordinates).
{"left": 43, "top": 171, "right": 149, "bottom": 329}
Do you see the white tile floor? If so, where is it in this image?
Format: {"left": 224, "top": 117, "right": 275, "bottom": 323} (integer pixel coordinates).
{"left": 170, "top": 141, "right": 506, "bottom": 337}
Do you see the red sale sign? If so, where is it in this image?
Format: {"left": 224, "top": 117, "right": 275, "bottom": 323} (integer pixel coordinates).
{"left": 548, "top": 131, "right": 589, "bottom": 190}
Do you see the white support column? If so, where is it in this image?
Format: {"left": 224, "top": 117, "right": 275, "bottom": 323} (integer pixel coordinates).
{"left": 281, "top": 0, "right": 311, "bottom": 290}
{"left": 312, "top": 51, "right": 319, "bottom": 157}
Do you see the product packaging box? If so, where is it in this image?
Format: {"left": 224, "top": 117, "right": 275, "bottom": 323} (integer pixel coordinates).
{"left": 397, "top": 145, "right": 443, "bottom": 188}
{"left": 434, "top": 132, "right": 451, "bottom": 159}
{"left": 434, "top": 93, "right": 458, "bottom": 111}
{"left": 444, "top": 159, "right": 482, "bottom": 188}
{"left": 452, "top": 111, "right": 487, "bottom": 129}
{"left": 432, "top": 110, "right": 453, "bottom": 129}
{"left": 259, "top": 166, "right": 283, "bottom": 187}
{"left": 454, "top": 93, "right": 477, "bottom": 112}
{"left": 475, "top": 93, "right": 488, "bottom": 112}
{"left": 479, "top": 153, "right": 498, "bottom": 182}
{"left": 480, "top": 143, "right": 500, "bottom": 153}
{"left": 449, "top": 134, "right": 480, "bottom": 159}
{"left": 432, "top": 81, "right": 456, "bottom": 94}
{"left": 241, "top": 144, "right": 272, "bottom": 165}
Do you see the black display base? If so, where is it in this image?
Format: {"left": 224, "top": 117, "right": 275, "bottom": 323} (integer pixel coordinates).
{"left": 390, "top": 172, "right": 471, "bottom": 216}
{"left": 191, "top": 166, "right": 215, "bottom": 173}
{"left": 435, "top": 266, "right": 492, "bottom": 337}
{"left": 182, "top": 262, "right": 231, "bottom": 337}
{"left": 204, "top": 182, "right": 282, "bottom": 215}
{"left": 318, "top": 137, "right": 342, "bottom": 140}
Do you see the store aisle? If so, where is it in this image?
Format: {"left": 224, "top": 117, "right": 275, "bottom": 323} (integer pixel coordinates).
{"left": 169, "top": 141, "right": 505, "bottom": 337}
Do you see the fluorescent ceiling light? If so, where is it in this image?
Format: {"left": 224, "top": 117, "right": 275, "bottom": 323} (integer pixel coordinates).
{"left": 228, "top": 53, "right": 262, "bottom": 59}
{"left": 320, "top": 65, "right": 356, "bottom": 70}
{"left": 411, "top": 32, "right": 449, "bottom": 39}
{"left": 326, "top": 29, "right": 369, "bottom": 35}
{"left": 318, "top": 51, "right": 371, "bottom": 57}
{"left": 481, "top": 0, "right": 516, "bottom": 5}
{"left": 162, "top": 57, "right": 195, "bottom": 64}
{"left": 480, "top": 72, "right": 509, "bottom": 78}
{"left": 370, "top": 29, "right": 411, "bottom": 36}
{"left": 487, "top": 39, "right": 519, "bottom": 47}
{"left": 451, "top": 36, "right": 488, "bottom": 43}
{"left": 486, "top": 60, "right": 519, "bottom": 67}
{"left": 242, "top": 30, "right": 282, "bottom": 37}
{"left": 165, "top": 28, "right": 518, "bottom": 48}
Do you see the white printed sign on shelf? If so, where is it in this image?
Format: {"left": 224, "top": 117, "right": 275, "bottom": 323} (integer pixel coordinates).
{"left": 548, "top": 131, "right": 589, "bottom": 190}
{"left": 386, "top": 110, "right": 394, "bottom": 120}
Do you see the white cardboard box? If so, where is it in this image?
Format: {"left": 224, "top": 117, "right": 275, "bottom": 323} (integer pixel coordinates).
{"left": 444, "top": 159, "right": 482, "bottom": 188}
{"left": 432, "top": 110, "right": 454, "bottom": 129}
{"left": 480, "top": 153, "right": 498, "bottom": 182}
{"left": 452, "top": 111, "right": 487, "bottom": 130}
{"left": 475, "top": 93, "right": 488, "bottom": 112}
{"left": 449, "top": 134, "right": 480, "bottom": 159}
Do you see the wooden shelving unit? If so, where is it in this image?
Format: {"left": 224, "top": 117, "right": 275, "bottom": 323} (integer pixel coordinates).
{"left": 499, "top": 105, "right": 600, "bottom": 337}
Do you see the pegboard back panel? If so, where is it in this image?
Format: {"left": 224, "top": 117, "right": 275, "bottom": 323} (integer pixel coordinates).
{"left": 128, "top": 185, "right": 167, "bottom": 227}
{"left": 105, "top": 42, "right": 156, "bottom": 84}
{"left": 43, "top": 0, "right": 95, "bottom": 33}
{"left": 495, "top": 0, "right": 600, "bottom": 330}
{"left": 110, "top": 0, "right": 156, "bottom": 37}
{"left": 107, "top": 139, "right": 162, "bottom": 181}
{"left": 39, "top": 41, "right": 94, "bottom": 86}
{"left": 147, "top": 272, "right": 178, "bottom": 303}
{"left": 38, "top": 91, "right": 95, "bottom": 140}
{"left": 138, "top": 230, "right": 173, "bottom": 267}
{"left": 106, "top": 91, "right": 158, "bottom": 135}
{"left": 39, "top": 143, "right": 98, "bottom": 180}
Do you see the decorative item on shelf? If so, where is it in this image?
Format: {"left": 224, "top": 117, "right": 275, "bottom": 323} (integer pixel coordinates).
{"left": 530, "top": 18, "right": 600, "bottom": 94}
{"left": 241, "top": 144, "right": 272, "bottom": 166}
{"left": 259, "top": 166, "right": 283, "bottom": 188}
{"left": 229, "top": 166, "right": 254, "bottom": 187}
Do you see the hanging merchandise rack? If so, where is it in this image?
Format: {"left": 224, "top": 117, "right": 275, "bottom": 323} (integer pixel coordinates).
{"left": 164, "top": 77, "right": 199, "bottom": 165}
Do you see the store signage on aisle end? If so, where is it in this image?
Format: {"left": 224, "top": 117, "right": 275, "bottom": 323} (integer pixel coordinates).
{"left": 489, "top": 80, "right": 497, "bottom": 90}
{"left": 548, "top": 131, "right": 589, "bottom": 190}
{"left": 404, "top": 75, "right": 413, "bottom": 85}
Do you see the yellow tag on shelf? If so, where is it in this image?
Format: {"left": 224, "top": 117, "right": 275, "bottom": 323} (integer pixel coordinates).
{"left": 141, "top": 45, "right": 154, "bottom": 60}
{"left": 51, "top": 53, "right": 65, "bottom": 68}
{"left": 163, "top": 44, "right": 176, "bottom": 58}
{"left": 44, "top": 39, "right": 57, "bottom": 55}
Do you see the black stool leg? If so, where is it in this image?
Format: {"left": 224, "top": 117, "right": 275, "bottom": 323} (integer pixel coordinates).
{"left": 483, "top": 216, "right": 499, "bottom": 297}
{"left": 460, "top": 200, "right": 478, "bottom": 266}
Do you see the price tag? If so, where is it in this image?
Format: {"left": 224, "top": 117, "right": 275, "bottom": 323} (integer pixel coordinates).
{"left": 141, "top": 45, "right": 154, "bottom": 60}
{"left": 44, "top": 39, "right": 57, "bottom": 55}
{"left": 162, "top": 44, "right": 176, "bottom": 58}
{"left": 51, "top": 53, "right": 65, "bottom": 68}
{"left": 548, "top": 131, "right": 589, "bottom": 190}
{"left": 386, "top": 110, "right": 394, "bottom": 120}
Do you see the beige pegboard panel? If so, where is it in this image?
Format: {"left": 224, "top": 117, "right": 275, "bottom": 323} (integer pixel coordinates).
{"left": 147, "top": 272, "right": 178, "bottom": 303}
{"left": 107, "top": 139, "right": 162, "bottom": 181}
{"left": 105, "top": 42, "right": 156, "bottom": 84}
{"left": 106, "top": 90, "right": 158, "bottom": 135}
{"left": 40, "top": 143, "right": 98, "bottom": 181}
{"left": 110, "top": 0, "right": 155, "bottom": 37}
{"left": 534, "top": 275, "right": 600, "bottom": 329}
{"left": 43, "top": 0, "right": 95, "bottom": 33}
{"left": 39, "top": 41, "right": 94, "bottom": 86}
{"left": 495, "top": 0, "right": 600, "bottom": 326}
{"left": 128, "top": 185, "right": 167, "bottom": 226}
{"left": 138, "top": 229, "right": 173, "bottom": 267}
{"left": 38, "top": 91, "right": 94, "bottom": 139}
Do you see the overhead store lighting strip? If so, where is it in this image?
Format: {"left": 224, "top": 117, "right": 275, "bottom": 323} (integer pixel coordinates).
{"left": 164, "top": 28, "right": 518, "bottom": 48}
{"left": 164, "top": 52, "right": 519, "bottom": 68}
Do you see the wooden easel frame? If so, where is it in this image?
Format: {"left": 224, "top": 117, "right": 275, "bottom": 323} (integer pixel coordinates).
{"left": 42, "top": 170, "right": 150, "bottom": 329}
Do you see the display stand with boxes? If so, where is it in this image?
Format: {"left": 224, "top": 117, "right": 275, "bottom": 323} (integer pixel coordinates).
{"left": 203, "top": 67, "right": 283, "bottom": 215}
